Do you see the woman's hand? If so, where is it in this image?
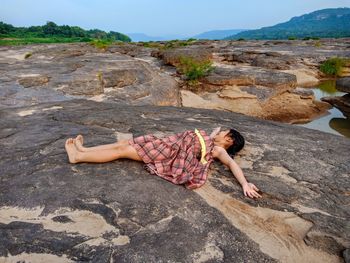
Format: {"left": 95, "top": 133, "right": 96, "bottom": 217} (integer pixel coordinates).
{"left": 242, "top": 182, "right": 262, "bottom": 199}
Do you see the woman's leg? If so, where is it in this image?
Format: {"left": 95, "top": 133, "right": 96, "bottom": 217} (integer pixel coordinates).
{"left": 65, "top": 138, "right": 143, "bottom": 163}
{"left": 74, "top": 134, "right": 129, "bottom": 152}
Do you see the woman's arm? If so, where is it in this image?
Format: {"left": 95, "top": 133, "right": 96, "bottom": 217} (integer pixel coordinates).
{"left": 213, "top": 146, "right": 262, "bottom": 199}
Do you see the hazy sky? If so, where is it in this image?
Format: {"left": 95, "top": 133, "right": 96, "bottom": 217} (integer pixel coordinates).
{"left": 1, "top": 0, "right": 349, "bottom": 37}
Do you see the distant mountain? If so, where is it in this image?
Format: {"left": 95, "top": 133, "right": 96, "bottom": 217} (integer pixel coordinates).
{"left": 127, "top": 33, "right": 190, "bottom": 42}
{"left": 192, "top": 29, "right": 248, "bottom": 40}
{"left": 225, "top": 7, "right": 350, "bottom": 40}
{"left": 128, "top": 30, "right": 248, "bottom": 42}
{"left": 127, "top": 33, "right": 165, "bottom": 42}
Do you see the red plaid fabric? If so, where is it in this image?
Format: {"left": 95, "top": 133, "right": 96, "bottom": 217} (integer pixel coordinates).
{"left": 128, "top": 129, "right": 214, "bottom": 189}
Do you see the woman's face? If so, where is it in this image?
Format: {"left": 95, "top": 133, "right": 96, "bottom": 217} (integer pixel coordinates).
{"left": 214, "top": 129, "right": 233, "bottom": 147}
{"left": 218, "top": 129, "right": 231, "bottom": 138}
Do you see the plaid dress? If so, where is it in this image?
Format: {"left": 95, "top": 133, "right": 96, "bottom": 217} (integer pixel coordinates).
{"left": 128, "top": 129, "right": 215, "bottom": 189}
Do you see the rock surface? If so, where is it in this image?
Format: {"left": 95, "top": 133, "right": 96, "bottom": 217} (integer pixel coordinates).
{"left": 182, "top": 85, "right": 331, "bottom": 124}
{"left": 322, "top": 77, "right": 350, "bottom": 118}
{"left": 336, "top": 77, "right": 350, "bottom": 93}
{"left": 201, "top": 66, "right": 297, "bottom": 91}
{"left": 0, "top": 99, "right": 349, "bottom": 262}
{"left": 156, "top": 39, "right": 350, "bottom": 123}
{"left": 322, "top": 94, "right": 350, "bottom": 118}
{"left": 0, "top": 43, "right": 180, "bottom": 109}
{"left": 1, "top": 39, "right": 350, "bottom": 123}
{"left": 152, "top": 46, "right": 213, "bottom": 67}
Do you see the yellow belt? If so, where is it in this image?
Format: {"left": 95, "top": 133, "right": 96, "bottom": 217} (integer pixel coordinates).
{"left": 194, "top": 128, "right": 208, "bottom": 164}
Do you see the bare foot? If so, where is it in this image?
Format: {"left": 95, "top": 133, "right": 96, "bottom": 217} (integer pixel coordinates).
{"left": 65, "top": 138, "right": 80, "bottom": 163}
{"left": 74, "top": 134, "right": 86, "bottom": 152}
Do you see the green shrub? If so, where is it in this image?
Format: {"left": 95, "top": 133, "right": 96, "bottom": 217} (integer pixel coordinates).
{"left": 237, "top": 38, "right": 245, "bottom": 41}
{"left": 319, "top": 57, "right": 350, "bottom": 77}
{"left": 177, "top": 56, "right": 214, "bottom": 85}
{"left": 114, "top": 41, "right": 126, "bottom": 46}
{"left": 288, "top": 36, "right": 296, "bottom": 40}
{"left": 0, "top": 37, "right": 90, "bottom": 46}
{"left": 90, "top": 39, "right": 113, "bottom": 49}
{"left": 163, "top": 41, "right": 176, "bottom": 49}
{"left": 178, "top": 41, "right": 191, "bottom": 47}
{"left": 142, "top": 41, "right": 161, "bottom": 48}
{"left": 159, "top": 39, "right": 197, "bottom": 50}
{"left": 302, "top": 36, "right": 320, "bottom": 41}
{"left": 164, "top": 39, "right": 188, "bottom": 49}
{"left": 314, "top": 40, "right": 322, "bottom": 47}
{"left": 80, "top": 37, "right": 92, "bottom": 42}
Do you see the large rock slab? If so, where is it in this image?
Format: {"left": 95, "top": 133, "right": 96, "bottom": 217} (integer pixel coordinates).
{"left": 1, "top": 40, "right": 350, "bottom": 126}
{"left": 201, "top": 65, "right": 297, "bottom": 91}
{"left": 213, "top": 39, "right": 350, "bottom": 86}
{"left": 221, "top": 49, "right": 297, "bottom": 70}
{"left": 182, "top": 64, "right": 323, "bottom": 125}
{"left": 152, "top": 46, "right": 213, "bottom": 66}
{"left": 181, "top": 82, "right": 330, "bottom": 124}
{"left": 322, "top": 94, "right": 350, "bottom": 118}
{"left": 215, "top": 39, "right": 350, "bottom": 69}
{"left": 0, "top": 99, "right": 349, "bottom": 262}
{"left": 336, "top": 77, "right": 350, "bottom": 93}
{"left": 0, "top": 43, "right": 180, "bottom": 109}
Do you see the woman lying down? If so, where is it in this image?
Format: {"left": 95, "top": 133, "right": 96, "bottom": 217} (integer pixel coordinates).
{"left": 65, "top": 126, "right": 262, "bottom": 199}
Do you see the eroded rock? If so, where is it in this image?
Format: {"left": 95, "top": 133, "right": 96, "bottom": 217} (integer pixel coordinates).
{"left": 336, "top": 77, "right": 350, "bottom": 93}
{"left": 322, "top": 94, "right": 350, "bottom": 118}
{"left": 201, "top": 66, "right": 297, "bottom": 91}
{"left": 222, "top": 50, "right": 298, "bottom": 70}
{"left": 0, "top": 43, "right": 180, "bottom": 109}
{"left": 0, "top": 99, "right": 349, "bottom": 262}
{"left": 18, "top": 75, "right": 50, "bottom": 88}
{"left": 153, "top": 46, "right": 213, "bottom": 66}
{"left": 181, "top": 84, "right": 330, "bottom": 124}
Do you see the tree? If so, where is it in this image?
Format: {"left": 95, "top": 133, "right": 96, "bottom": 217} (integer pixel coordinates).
{"left": 107, "top": 31, "right": 131, "bottom": 42}
{"left": 0, "top": 21, "right": 14, "bottom": 35}
{"left": 42, "top": 21, "right": 58, "bottom": 36}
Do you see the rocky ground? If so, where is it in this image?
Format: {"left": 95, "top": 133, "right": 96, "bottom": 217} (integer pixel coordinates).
{"left": 0, "top": 99, "right": 349, "bottom": 262}
{"left": 0, "top": 39, "right": 349, "bottom": 262}
{"left": 154, "top": 40, "right": 347, "bottom": 124}
{"left": 0, "top": 43, "right": 180, "bottom": 109}
{"left": 1, "top": 39, "right": 350, "bottom": 123}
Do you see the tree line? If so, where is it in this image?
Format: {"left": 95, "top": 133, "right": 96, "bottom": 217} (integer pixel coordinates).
{"left": 0, "top": 21, "right": 131, "bottom": 42}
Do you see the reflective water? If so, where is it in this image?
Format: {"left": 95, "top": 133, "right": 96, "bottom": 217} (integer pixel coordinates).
{"left": 297, "top": 80, "right": 350, "bottom": 138}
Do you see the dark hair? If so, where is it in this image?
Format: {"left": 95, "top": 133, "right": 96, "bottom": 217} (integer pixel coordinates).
{"left": 226, "top": 128, "right": 245, "bottom": 158}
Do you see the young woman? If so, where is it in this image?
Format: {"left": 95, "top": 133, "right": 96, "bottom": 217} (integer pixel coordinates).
{"left": 64, "top": 127, "right": 262, "bottom": 199}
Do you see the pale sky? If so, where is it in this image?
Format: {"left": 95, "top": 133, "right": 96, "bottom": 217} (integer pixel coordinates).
{"left": 1, "top": 0, "right": 349, "bottom": 37}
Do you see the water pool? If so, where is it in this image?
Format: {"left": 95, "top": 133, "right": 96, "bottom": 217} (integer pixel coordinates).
{"left": 297, "top": 79, "right": 350, "bottom": 138}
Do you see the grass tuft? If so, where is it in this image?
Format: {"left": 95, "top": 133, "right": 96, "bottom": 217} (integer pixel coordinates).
{"left": 176, "top": 56, "right": 214, "bottom": 87}
{"left": 89, "top": 39, "right": 113, "bottom": 50}
{"left": 319, "top": 57, "right": 350, "bottom": 77}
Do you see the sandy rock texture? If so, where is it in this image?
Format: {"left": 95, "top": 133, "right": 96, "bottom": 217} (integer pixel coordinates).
{"left": 1, "top": 38, "right": 349, "bottom": 262}
{"left": 171, "top": 39, "right": 350, "bottom": 123}
{"left": 1, "top": 39, "right": 350, "bottom": 124}
{"left": 0, "top": 43, "right": 180, "bottom": 109}
{"left": 0, "top": 99, "right": 349, "bottom": 262}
